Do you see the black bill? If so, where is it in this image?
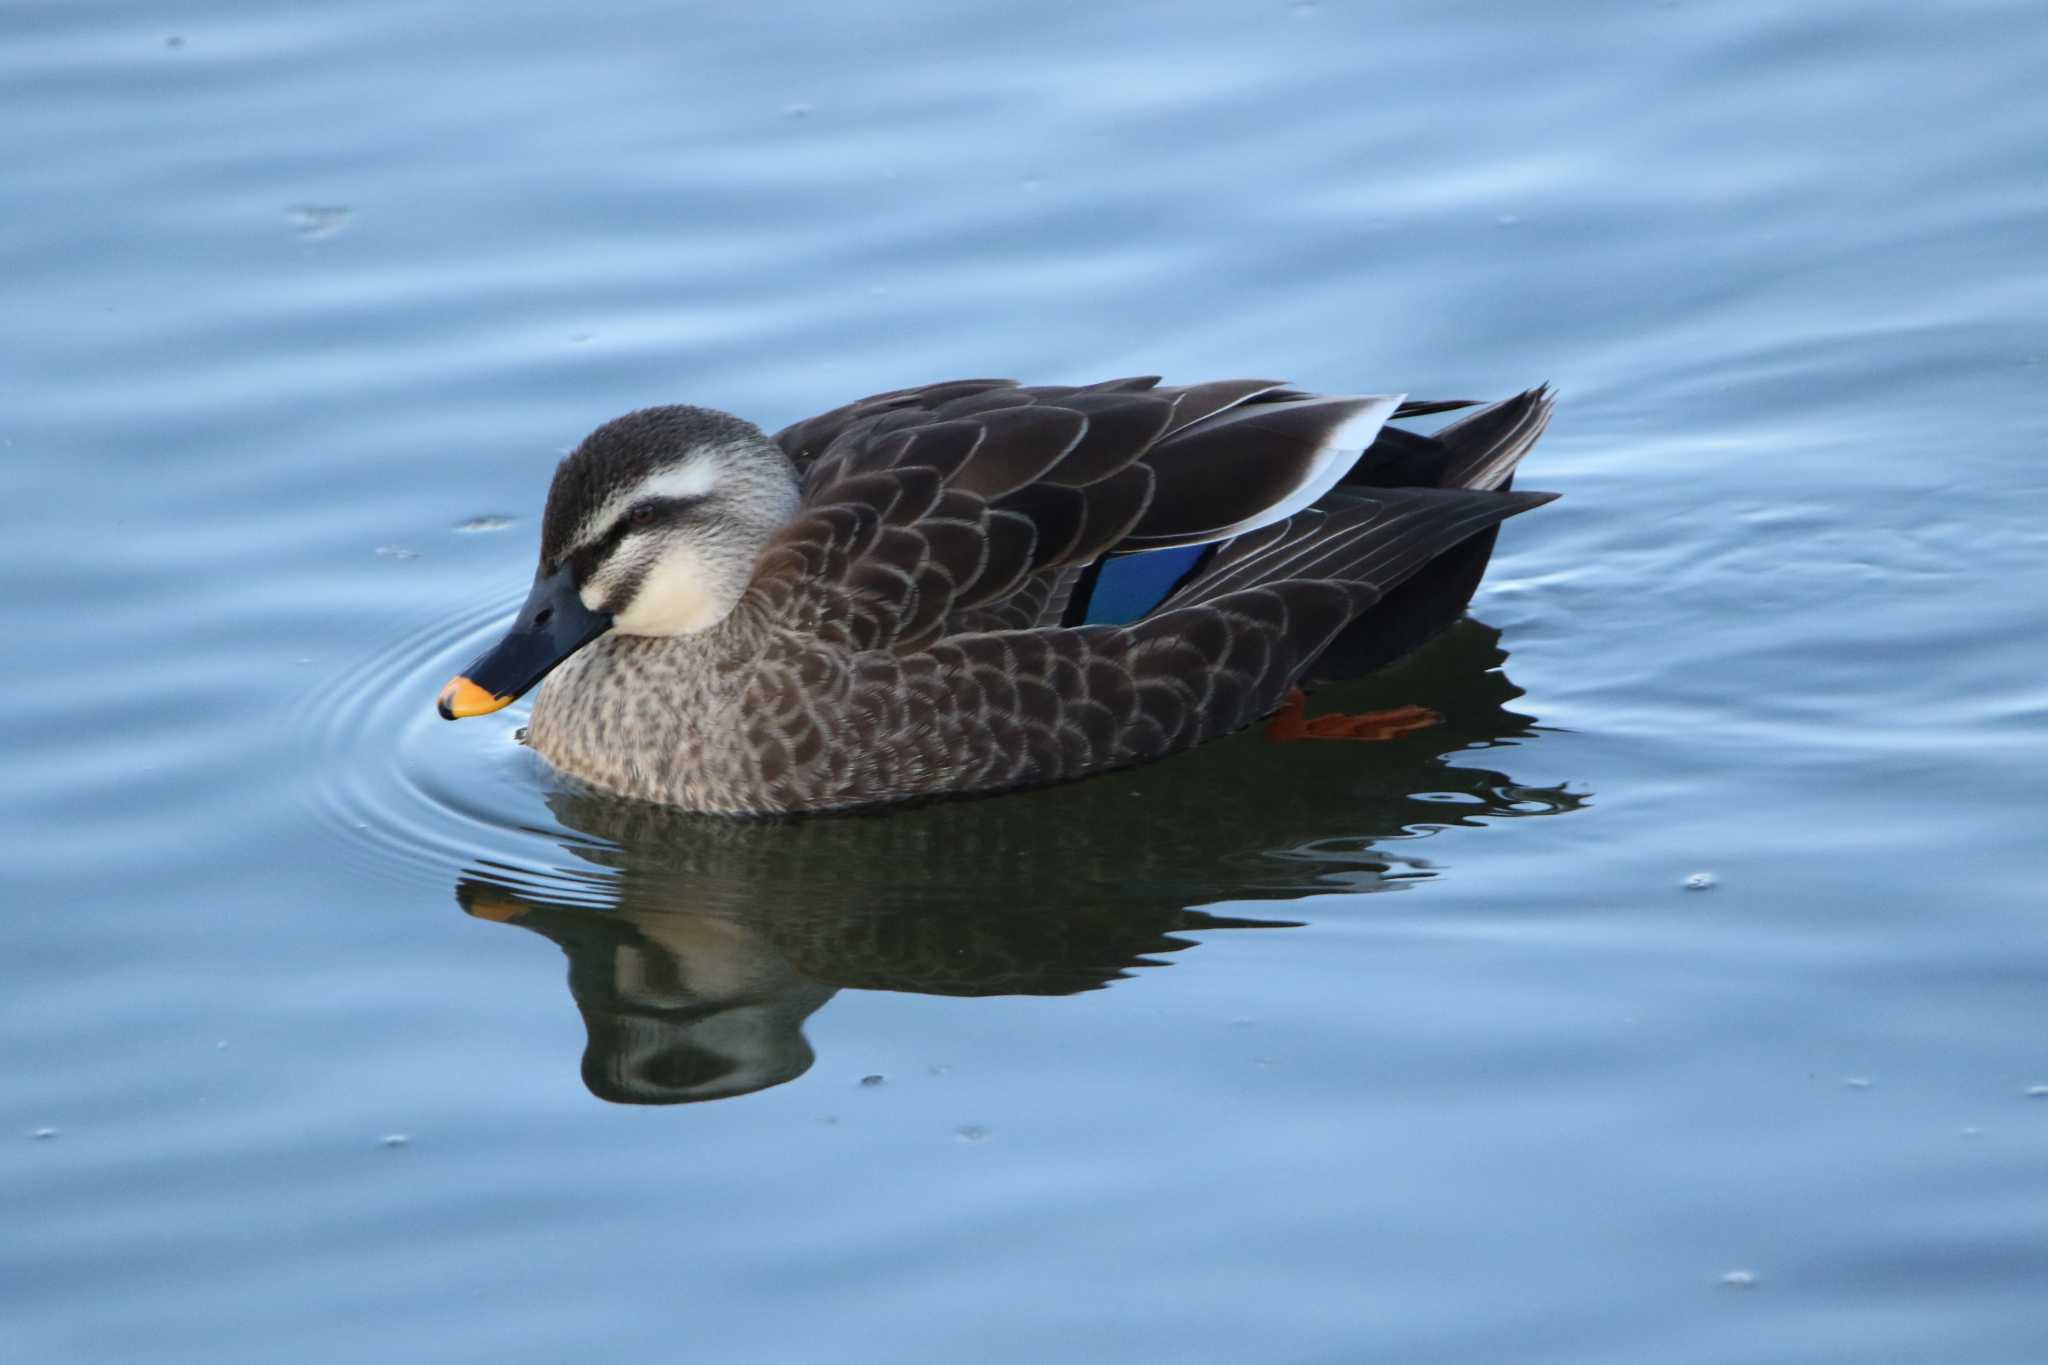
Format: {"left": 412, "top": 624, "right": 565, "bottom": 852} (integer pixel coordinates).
{"left": 437, "top": 565, "right": 611, "bottom": 719}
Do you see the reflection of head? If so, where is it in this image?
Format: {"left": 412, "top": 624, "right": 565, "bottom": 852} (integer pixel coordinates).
{"left": 459, "top": 619, "right": 1588, "bottom": 1107}
{"left": 575, "top": 991, "right": 832, "bottom": 1106}
{"left": 462, "top": 884, "right": 835, "bottom": 1104}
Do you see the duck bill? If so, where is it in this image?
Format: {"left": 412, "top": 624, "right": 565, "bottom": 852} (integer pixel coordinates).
{"left": 438, "top": 567, "right": 611, "bottom": 719}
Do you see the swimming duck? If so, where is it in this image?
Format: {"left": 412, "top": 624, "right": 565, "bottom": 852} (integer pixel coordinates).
{"left": 438, "top": 376, "right": 1556, "bottom": 814}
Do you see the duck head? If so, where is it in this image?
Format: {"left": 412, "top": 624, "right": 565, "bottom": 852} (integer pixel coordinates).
{"left": 437, "top": 405, "right": 801, "bottom": 719}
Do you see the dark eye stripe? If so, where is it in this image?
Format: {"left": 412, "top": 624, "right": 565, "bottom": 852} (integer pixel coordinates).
{"left": 566, "top": 494, "right": 707, "bottom": 584}
{"left": 622, "top": 494, "right": 706, "bottom": 531}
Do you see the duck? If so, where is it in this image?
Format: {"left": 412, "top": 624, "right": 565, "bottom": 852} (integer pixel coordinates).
{"left": 437, "top": 376, "right": 1557, "bottom": 814}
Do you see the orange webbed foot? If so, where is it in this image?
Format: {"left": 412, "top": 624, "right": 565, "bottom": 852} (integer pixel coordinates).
{"left": 1264, "top": 687, "right": 1443, "bottom": 744}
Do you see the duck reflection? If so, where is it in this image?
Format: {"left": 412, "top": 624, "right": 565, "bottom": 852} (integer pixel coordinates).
{"left": 455, "top": 621, "right": 1585, "bottom": 1105}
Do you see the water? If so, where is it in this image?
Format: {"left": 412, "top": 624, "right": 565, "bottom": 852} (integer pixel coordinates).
{"left": 6, "top": 1, "right": 2047, "bottom": 1360}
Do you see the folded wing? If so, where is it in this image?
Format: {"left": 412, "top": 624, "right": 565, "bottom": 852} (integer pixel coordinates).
{"left": 753, "top": 377, "right": 1454, "bottom": 652}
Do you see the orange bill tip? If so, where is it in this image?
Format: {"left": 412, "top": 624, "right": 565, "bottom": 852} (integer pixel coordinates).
{"left": 462, "top": 893, "right": 528, "bottom": 922}
{"left": 437, "top": 675, "right": 513, "bottom": 720}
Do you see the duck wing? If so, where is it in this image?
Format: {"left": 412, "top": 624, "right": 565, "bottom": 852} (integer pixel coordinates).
{"left": 751, "top": 388, "right": 1167, "bottom": 653}
{"left": 754, "top": 377, "right": 1423, "bottom": 650}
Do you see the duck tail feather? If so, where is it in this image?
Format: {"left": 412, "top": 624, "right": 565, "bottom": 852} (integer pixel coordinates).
{"left": 1391, "top": 398, "right": 1481, "bottom": 419}
{"left": 1433, "top": 385, "right": 1556, "bottom": 491}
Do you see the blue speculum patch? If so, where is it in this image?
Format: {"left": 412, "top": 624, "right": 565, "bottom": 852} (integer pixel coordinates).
{"left": 1081, "top": 544, "right": 1212, "bottom": 624}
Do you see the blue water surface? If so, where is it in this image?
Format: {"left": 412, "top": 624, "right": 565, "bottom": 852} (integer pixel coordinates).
{"left": 5, "top": 1, "right": 2047, "bottom": 1361}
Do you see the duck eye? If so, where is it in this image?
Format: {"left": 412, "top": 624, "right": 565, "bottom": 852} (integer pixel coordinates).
{"left": 629, "top": 503, "right": 660, "bottom": 528}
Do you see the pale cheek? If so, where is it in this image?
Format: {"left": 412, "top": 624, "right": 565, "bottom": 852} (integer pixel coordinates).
{"left": 609, "top": 546, "right": 733, "bottom": 636}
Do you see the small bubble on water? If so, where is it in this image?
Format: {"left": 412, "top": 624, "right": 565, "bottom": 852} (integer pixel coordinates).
{"left": 452, "top": 515, "right": 516, "bottom": 534}
{"left": 1843, "top": 1076, "right": 1873, "bottom": 1090}
{"left": 380, "top": 1133, "right": 410, "bottom": 1148}
{"left": 1720, "top": 1270, "right": 1759, "bottom": 1289}
{"left": 286, "top": 204, "right": 351, "bottom": 239}
{"left": 955, "top": 1125, "right": 991, "bottom": 1144}
{"left": 858, "top": 1074, "right": 886, "bottom": 1088}
{"left": 1683, "top": 872, "right": 1716, "bottom": 891}
{"left": 374, "top": 545, "right": 420, "bottom": 561}
{"left": 29, "top": 1127, "right": 57, "bottom": 1141}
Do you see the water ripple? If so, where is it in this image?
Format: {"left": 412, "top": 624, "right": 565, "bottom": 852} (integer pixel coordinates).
{"left": 292, "top": 587, "right": 613, "bottom": 900}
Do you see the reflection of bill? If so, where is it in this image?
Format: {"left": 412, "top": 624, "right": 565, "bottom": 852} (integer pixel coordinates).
{"left": 457, "top": 621, "right": 1587, "bottom": 1106}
